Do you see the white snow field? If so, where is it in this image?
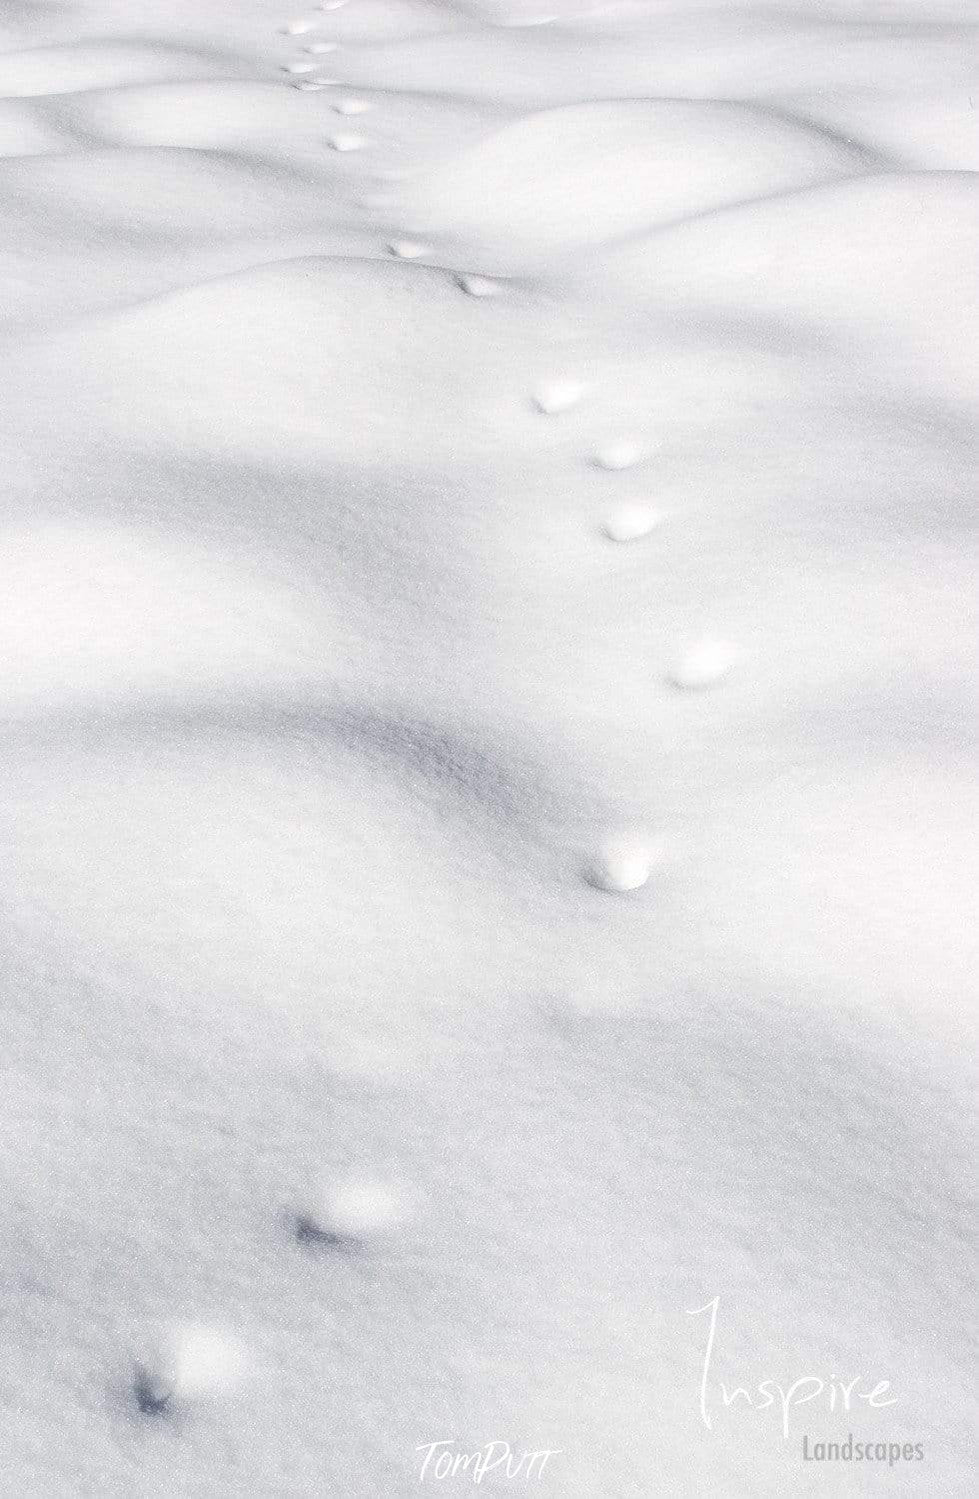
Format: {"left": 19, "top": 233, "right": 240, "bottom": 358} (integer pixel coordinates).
{"left": 0, "top": 1, "right": 975, "bottom": 1495}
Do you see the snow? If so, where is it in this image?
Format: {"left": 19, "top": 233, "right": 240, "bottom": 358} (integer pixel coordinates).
{"left": 0, "top": 0, "right": 975, "bottom": 1495}
{"left": 591, "top": 438, "right": 647, "bottom": 471}
{"left": 387, "top": 237, "right": 429, "bottom": 259}
{"left": 300, "top": 1177, "right": 417, "bottom": 1241}
{"left": 532, "top": 377, "right": 587, "bottom": 415}
{"left": 395, "top": 98, "right": 868, "bottom": 270}
{"left": 134, "top": 1322, "right": 252, "bottom": 1411}
{"left": 668, "top": 640, "right": 740, "bottom": 691}
{"left": 327, "top": 129, "right": 370, "bottom": 149}
{"left": 584, "top": 833, "right": 660, "bottom": 894}
{"left": 457, "top": 272, "right": 504, "bottom": 297}
{"left": 601, "top": 502, "right": 664, "bottom": 543}
{"left": 332, "top": 95, "right": 373, "bottom": 114}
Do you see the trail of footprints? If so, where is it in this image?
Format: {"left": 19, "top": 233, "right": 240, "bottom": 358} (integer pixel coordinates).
{"left": 275, "top": 0, "right": 739, "bottom": 730}
{"left": 125, "top": 0, "right": 738, "bottom": 1425}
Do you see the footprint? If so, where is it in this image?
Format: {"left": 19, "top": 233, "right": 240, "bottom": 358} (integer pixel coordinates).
{"left": 328, "top": 132, "right": 370, "bottom": 151}
{"left": 295, "top": 1177, "right": 414, "bottom": 1248}
{"left": 668, "top": 640, "right": 738, "bottom": 689}
{"left": 388, "top": 239, "right": 430, "bottom": 259}
{"left": 601, "top": 504, "right": 663, "bottom": 542}
{"left": 457, "top": 274, "right": 503, "bottom": 297}
{"left": 584, "top": 833, "right": 660, "bottom": 893}
{"left": 592, "top": 440, "right": 645, "bottom": 471}
{"left": 532, "top": 378, "right": 586, "bottom": 415}
{"left": 132, "top": 1324, "right": 250, "bottom": 1416}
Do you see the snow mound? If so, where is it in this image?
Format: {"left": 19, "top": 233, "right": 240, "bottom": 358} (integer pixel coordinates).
{"left": 312, "top": 8, "right": 976, "bottom": 106}
{"left": 52, "top": 79, "right": 361, "bottom": 152}
{"left": 0, "top": 149, "right": 382, "bottom": 322}
{"left": 291, "top": 0, "right": 465, "bottom": 43}
{"left": 789, "top": 84, "right": 979, "bottom": 171}
{"left": 0, "top": 40, "right": 245, "bottom": 97}
{"left": 0, "top": 98, "right": 71, "bottom": 154}
{"left": 0, "top": 523, "right": 342, "bottom": 715}
{"left": 383, "top": 98, "right": 869, "bottom": 268}
{"left": 8, "top": 256, "right": 578, "bottom": 466}
{"left": 587, "top": 171, "right": 979, "bottom": 408}
{"left": 0, "top": 147, "right": 348, "bottom": 244}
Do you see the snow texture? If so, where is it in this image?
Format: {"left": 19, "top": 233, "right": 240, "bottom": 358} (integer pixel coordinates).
{"left": 0, "top": 0, "right": 975, "bottom": 1495}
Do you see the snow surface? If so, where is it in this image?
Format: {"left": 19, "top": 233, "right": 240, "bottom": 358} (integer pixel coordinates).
{"left": 0, "top": 1, "right": 975, "bottom": 1495}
